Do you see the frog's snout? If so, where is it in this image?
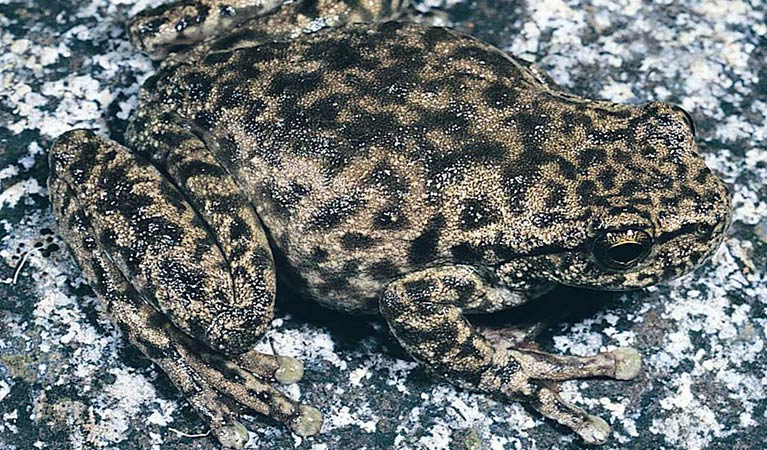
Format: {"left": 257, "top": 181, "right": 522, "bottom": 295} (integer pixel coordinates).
{"left": 640, "top": 101, "right": 698, "bottom": 142}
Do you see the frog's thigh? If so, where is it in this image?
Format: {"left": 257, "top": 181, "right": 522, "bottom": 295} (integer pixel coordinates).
{"left": 154, "top": 129, "right": 308, "bottom": 381}
{"left": 54, "top": 129, "right": 276, "bottom": 354}
{"left": 144, "top": 129, "right": 284, "bottom": 356}
{"left": 380, "top": 266, "right": 641, "bottom": 445}
{"left": 50, "top": 130, "right": 322, "bottom": 445}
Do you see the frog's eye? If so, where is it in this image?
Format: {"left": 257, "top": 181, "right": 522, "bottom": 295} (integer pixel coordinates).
{"left": 592, "top": 229, "right": 653, "bottom": 271}
{"left": 671, "top": 105, "right": 696, "bottom": 137}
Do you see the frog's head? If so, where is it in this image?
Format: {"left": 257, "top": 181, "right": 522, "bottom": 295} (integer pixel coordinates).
{"left": 498, "top": 101, "right": 732, "bottom": 291}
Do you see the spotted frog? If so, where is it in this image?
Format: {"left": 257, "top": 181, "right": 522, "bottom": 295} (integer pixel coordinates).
{"left": 48, "top": 0, "right": 732, "bottom": 446}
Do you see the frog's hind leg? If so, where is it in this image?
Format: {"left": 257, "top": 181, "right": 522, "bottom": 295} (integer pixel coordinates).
{"left": 129, "top": 0, "right": 410, "bottom": 59}
{"left": 128, "top": 0, "right": 284, "bottom": 58}
{"left": 49, "top": 130, "right": 321, "bottom": 448}
{"left": 380, "top": 266, "right": 641, "bottom": 445}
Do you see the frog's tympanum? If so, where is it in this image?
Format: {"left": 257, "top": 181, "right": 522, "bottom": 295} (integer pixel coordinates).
{"left": 48, "top": 0, "right": 732, "bottom": 446}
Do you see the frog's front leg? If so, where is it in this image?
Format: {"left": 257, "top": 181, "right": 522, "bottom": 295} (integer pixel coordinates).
{"left": 49, "top": 130, "right": 321, "bottom": 448}
{"left": 380, "top": 266, "right": 641, "bottom": 445}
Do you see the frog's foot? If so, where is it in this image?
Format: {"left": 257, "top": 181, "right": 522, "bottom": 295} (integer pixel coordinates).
{"left": 488, "top": 347, "right": 641, "bottom": 444}
{"left": 381, "top": 266, "right": 642, "bottom": 445}
{"left": 97, "top": 298, "right": 322, "bottom": 448}
{"left": 160, "top": 330, "right": 323, "bottom": 446}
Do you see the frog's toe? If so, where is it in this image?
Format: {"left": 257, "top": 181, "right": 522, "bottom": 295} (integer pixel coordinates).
{"left": 187, "top": 350, "right": 321, "bottom": 446}
{"left": 528, "top": 382, "right": 612, "bottom": 445}
{"left": 214, "top": 420, "right": 251, "bottom": 449}
{"left": 189, "top": 349, "right": 321, "bottom": 439}
{"left": 290, "top": 405, "right": 323, "bottom": 436}
{"left": 150, "top": 332, "right": 321, "bottom": 446}
{"left": 609, "top": 347, "right": 642, "bottom": 380}
{"left": 233, "top": 350, "right": 304, "bottom": 384}
{"left": 508, "top": 346, "right": 643, "bottom": 382}
{"left": 274, "top": 355, "right": 305, "bottom": 384}
{"left": 577, "top": 415, "right": 611, "bottom": 445}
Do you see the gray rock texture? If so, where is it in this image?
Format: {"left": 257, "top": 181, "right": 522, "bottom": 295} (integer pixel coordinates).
{"left": 1, "top": 0, "right": 765, "bottom": 449}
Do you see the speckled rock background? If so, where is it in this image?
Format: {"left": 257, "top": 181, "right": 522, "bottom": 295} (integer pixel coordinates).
{"left": 1, "top": 0, "right": 765, "bottom": 449}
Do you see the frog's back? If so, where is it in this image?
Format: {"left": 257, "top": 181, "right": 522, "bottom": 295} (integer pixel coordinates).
{"left": 132, "top": 21, "right": 548, "bottom": 312}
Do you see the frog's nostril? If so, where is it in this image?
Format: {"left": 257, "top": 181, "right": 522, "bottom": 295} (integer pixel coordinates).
{"left": 696, "top": 223, "right": 713, "bottom": 236}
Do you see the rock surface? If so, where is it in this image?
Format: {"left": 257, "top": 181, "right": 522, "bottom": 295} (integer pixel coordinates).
{"left": 1, "top": 1, "right": 765, "bottom": 449}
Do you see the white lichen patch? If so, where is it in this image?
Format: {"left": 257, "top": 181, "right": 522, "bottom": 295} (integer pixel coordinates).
{"left": 0, "top": 379, "right": 10, "bottom": 403}
{"left": 85, "top": 368, "right": 177, "bottom": 447}
{"left": 322, "top": 402, "right": 378, "bottom": 433}
{"left": 255, "top": 322, "right": 349, "bottom": 371}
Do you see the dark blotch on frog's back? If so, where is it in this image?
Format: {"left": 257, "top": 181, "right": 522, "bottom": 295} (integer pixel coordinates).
{"left": 372, "top": 205, "right": 409, "bottom": 231}
{"left": 65, "top": 138, "right": 103, "bottom": 185}
{"left": 183, "top": 71, "right": 214, "bottom": 102}
{"left": 261, "top": 180, "right": 311, "bottom": 218}
{"left": 369, "top": 259, "right": 401, "bottom": 281}
{"left": 499, "top": 165, "right": 537, "bottom": 214}
{"left": 417, "top": 103, "right": 473, "bottom": 135}
{"left": 483, "top": 81, "right": 520, "bottom": 109}
{"left": 460, "top": 197, "right": 499, "bottom": 231}
{"left": 340, "top": 232, "right": 378, "bottom": 251}
{"left": 304, "top": 36, "right": 367, "bottom": 70}
{"left": 304, "top": 96, "right": 342, "bottom": 124}
{"left": 561, "top": 110, "right": 593, "bottom": 133}
{"left": 423, "top": 142, "right": 507, "bottom": 188}
{"left": 366, "top": 161, "right": 409, "bottom": 194}
{"left": 544, "top": 183, "right": 567, "bottom": 209}
{"left": 268, "top": 70, "right": 324, "bottom": 98}
{"left": 408, "top": 215, "right": 445, "bottom": 265}
{"left": 307, "top": 195, "right": 366, "bottom": 231}
{"left": 194, "top": 110, "right": 218, "bottom": 130}
{"left": 577, "top": 147, "right": 607, "bottom": 167}
{"left": 239, "top": 99, "right": 267, "bottom": 126}
{"left": 174, "top": 159, "right": 229, "bottom": 184}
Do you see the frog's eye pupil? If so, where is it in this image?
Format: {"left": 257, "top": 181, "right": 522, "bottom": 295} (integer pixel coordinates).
{"left": 592, "top": 230, "right": 653, "bottom": 271}
{"left": 607, "top": 242, "right": 644, "bottom": 266}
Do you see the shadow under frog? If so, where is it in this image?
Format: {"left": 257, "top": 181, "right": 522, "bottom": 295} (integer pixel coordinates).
{"left": 47, "top": 0, "right": 732, "bottom": 447}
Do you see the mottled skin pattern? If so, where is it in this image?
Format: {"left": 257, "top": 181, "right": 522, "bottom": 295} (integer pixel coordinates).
{"left": 48, "top": 0, "right": 733, "bottom": 447}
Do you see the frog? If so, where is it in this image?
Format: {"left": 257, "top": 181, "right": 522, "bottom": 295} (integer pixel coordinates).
{"left": 47, "top": 0, "right": 733, "bottom": 447}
